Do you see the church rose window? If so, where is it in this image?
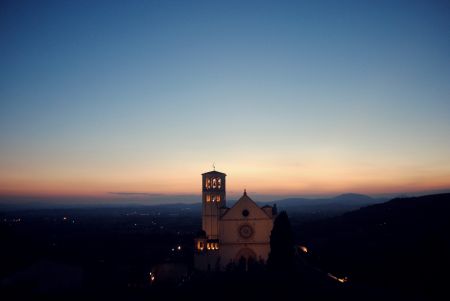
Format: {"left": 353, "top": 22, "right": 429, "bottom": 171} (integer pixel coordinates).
{"left": 242, "top": 209, "right": 249, "bottom": 217}
{"left": 239, "top": 224, "right": 254, "bottom": 239}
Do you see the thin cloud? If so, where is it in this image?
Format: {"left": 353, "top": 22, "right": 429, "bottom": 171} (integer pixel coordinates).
{"left": 108, "top": 192, "right": 164, "bottom": 197}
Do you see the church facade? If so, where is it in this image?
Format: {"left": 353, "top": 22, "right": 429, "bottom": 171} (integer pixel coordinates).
{"left": 194, "top": 170, "right": 277, "bottom": 271}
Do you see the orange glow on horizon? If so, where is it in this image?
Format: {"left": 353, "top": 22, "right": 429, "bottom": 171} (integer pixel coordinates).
{"left": 1, "top": 169, "right": 450, "bottom": 200}
{"left": 1, "top": 152, "right": 450, "bottom": 199}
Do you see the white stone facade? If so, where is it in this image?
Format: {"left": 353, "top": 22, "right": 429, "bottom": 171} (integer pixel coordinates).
{"left": 194, "top": 170, "right": 276, "bottom": 271}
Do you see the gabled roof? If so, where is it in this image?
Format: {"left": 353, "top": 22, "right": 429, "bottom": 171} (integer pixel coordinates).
{"left": 202, "top": 170, "right": 227, "bottom": 176}
{"left": 221, "top": 190, "right": 272, "bottom": 219}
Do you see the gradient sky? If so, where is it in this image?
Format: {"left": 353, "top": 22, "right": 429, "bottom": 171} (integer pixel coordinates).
{"left": 1, "top": 0, "right": 450, "bottom": 204}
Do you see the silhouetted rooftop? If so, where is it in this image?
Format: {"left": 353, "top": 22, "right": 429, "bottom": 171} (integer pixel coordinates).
{"left": 202, "top": 170, "right": 227, "bottom": 176}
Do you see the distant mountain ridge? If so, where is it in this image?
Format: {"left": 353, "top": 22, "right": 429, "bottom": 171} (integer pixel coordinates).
{"left": 0, "top": 193, "right": 386, "bottom": 215}
{"left": 263, "top": 193, "right": 387, "bottom": 214}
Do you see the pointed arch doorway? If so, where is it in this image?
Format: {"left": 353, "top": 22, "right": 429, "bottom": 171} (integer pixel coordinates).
{"left": 235, "top": 248, "right": 257, "bottom": 271}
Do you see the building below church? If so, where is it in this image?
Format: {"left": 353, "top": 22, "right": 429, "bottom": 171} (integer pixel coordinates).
{"left": 194, "top": 170, "right": 277, "bottom": 271}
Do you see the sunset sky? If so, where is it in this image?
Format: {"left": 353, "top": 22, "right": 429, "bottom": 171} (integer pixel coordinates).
{"left": 1, "top": 0, "right": 450, "bottom": 204}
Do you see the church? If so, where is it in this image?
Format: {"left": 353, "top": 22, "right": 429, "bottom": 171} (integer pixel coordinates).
{"left": 194, "top": 170, "right": 277, "bottom": 271}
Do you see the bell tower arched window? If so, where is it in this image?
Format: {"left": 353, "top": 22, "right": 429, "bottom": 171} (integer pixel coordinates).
{"left": 201, "top": 170, "right": 226, "bottom": 240}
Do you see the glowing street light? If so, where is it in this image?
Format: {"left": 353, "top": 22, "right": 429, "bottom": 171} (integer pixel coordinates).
{"left": 298, "top": 245, "right": 308, "bottom": 253}
{"left": 327, "top": 273, "right": 349, "bottom": 283}
{"left": 149, "top": 272, "right": 155, "bottom": 283}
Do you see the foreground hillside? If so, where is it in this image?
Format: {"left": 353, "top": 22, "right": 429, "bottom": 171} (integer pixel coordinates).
{"left": 297, "top": 193, "right": 450, "bottom": 300}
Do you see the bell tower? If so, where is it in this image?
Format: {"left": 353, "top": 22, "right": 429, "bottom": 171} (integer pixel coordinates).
{"left": 201, "top": 170, "right": 226, "bottom": 239}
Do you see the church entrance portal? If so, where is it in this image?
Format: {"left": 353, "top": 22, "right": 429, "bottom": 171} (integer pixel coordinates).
{"left": 235, "top": 248, "right": 257, "bottom": 271}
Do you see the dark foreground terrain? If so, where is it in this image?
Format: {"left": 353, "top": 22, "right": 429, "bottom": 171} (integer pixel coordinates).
{"left": 1, "top": 193, "right": 449, "bottom": 300}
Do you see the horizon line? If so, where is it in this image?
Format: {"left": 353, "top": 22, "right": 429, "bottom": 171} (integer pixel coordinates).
{"left": 1, "top": 188, "right": 450, "bottom": 208}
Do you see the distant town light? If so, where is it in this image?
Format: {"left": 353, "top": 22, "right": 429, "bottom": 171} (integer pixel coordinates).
{"left": 177, "top": 245, "right": 181, "bottom": 250}
{"left": 149, "top": 271, "right": 156, "bottom": 283}
{"left": 299, "top": 245, "right": 308, "bottom": 253}
{"left": 327, "top": 273, "right": 348, "bottom": 283}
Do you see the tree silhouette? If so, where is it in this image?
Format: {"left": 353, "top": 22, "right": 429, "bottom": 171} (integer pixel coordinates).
{"left": 268, "top": 211, "right": 295, "bottom": 272}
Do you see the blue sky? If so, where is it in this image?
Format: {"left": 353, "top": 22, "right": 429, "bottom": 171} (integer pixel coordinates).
{"left": 1, "top": 0, "right": 450, "bottom": 203}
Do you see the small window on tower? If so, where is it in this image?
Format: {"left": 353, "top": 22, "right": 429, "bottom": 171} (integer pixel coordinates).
{"left": 212, "top": 178, "right": 217, "bottom": 189}
{"left": 206, "top": 195, "right": 211, "bottom": 202}
{"left": 206, "top": 178, "right": 211, "bottom": 189}
{"left": 218, "top": 178, "right": 222, "bottom": 189}
{"left": 217, "top": 195, "right": 221, "bottom": 202}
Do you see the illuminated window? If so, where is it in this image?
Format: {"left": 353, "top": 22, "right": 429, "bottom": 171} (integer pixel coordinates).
{"left": 215, "top": 243, "right": 219, "bottom": 250}
{"left": 197, "top": 241, "right": 204, "bottom": 251}
{"left": 205, "top": 178, "right": 211, "bottom": 189}
{"left": 210, "top": 195, "right": 220, "bottom": 202}
{"left": 212, "top": 178, "right": 217, "bottom": 188}
{"left": 218, "top": 178, "right": 222, "bottom": 189}
{"left": 206, "top": 195, "right": 211, "bottom": 202}
{"left": 207, "top": 243, "right": 211, "bottom": 250}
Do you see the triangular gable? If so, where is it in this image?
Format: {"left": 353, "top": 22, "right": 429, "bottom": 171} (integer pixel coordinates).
{"left": 221, "top": 193, "right": 271, "bottom": 220}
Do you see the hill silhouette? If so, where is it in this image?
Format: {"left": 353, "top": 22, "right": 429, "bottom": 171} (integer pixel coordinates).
{"left": 268, "top": 193, "right": 387, "bottom": 216}
{"left": 298, "top": 193, "right": 450, "bottom": 300}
